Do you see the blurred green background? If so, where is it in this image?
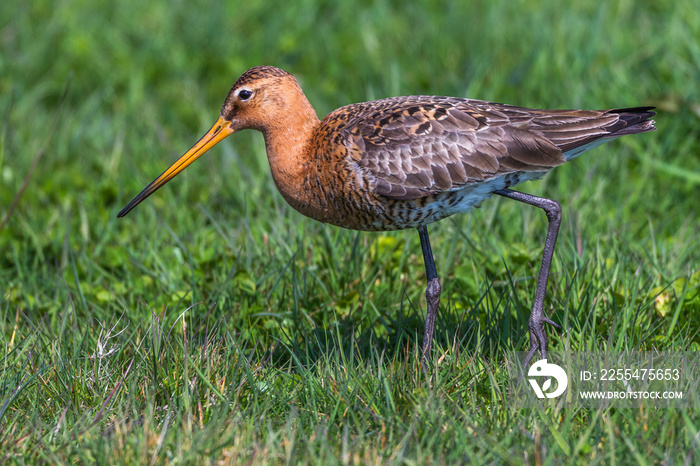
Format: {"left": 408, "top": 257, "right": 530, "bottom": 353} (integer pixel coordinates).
{"left": 2, "top": 0, "right": 697, "bottom": 322}
{"left": 1, "top": 0, "right": 699, "bottom": 462}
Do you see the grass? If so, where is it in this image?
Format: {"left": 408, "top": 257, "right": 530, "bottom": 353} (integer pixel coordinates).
{"left": 2, "top": 0, "right": 700, "bottom": 463}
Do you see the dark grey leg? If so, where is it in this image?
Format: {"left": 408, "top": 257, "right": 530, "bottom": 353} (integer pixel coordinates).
{"left": 418, "top": 225, "right": 441, "bottom": 373}
{"left": 494, "top": 189, "right": 562, "bottom": 365}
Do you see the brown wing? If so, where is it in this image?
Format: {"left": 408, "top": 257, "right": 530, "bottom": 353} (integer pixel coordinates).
{"left": 337, "top": 96, "right": 643, "bottom": 200}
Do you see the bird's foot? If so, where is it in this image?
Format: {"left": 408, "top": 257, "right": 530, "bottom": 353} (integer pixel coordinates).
{"left": 523, "top": 316, "right": 560, "bottom": 367}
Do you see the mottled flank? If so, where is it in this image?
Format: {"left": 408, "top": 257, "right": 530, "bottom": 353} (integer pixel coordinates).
{"left": 119, "top": 66, "right": 655, "bottom": 232}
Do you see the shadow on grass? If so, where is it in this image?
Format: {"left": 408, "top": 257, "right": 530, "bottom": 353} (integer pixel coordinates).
{"left": 263, "top": 282, "right": 531, "bottom": 372}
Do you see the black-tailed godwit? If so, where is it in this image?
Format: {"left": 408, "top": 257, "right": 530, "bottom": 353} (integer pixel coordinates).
{"left": 118, "top": 66, "right": 656, "bottom": 369}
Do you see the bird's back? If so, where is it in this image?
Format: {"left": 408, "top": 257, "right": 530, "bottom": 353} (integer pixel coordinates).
{"left": 305, "top": 97, "right": 655, "bottom": 230}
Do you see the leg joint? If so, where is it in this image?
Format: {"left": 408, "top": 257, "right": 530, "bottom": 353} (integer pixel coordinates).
{"left": 542, "top": 199, "right": 562, "bottom": 223}
{"left": 426, "top": 277, "right": 441, "bottom": 300}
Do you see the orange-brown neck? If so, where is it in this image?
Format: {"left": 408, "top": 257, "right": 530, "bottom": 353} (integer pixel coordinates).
{"left": 259, "top": 91, "right": 322, "bottom": 211}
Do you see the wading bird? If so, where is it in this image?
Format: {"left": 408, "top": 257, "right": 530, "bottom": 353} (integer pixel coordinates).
{"left": 118, "top": 66, "right": 655, "bottom": 369}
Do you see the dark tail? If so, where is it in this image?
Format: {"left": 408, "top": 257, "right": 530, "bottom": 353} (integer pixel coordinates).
{"left": 549, "top": 106, "right": 656, "bottom": 159}
{"left": 605, "top": 107, "right": 656, "bottom": 136}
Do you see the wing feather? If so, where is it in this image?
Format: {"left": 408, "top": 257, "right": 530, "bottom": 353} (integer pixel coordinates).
{"left": 330, "top": 96, "right": 653, "bottom": 200}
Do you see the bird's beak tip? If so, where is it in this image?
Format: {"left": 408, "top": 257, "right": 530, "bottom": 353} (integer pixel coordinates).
{"left": 117, "top": 116, "right": 235, "bottom": 218}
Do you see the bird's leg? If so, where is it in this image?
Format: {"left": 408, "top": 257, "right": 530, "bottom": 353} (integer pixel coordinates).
{"left": 418, "top": 225, "right": 441, "bottom": 373}
{"left": 494, "top": 189, "right": 562, "bottom": 366}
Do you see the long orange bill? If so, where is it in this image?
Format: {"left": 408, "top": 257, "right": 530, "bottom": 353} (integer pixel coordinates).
{"left": 118, "top": 116, "right": 234, "bottom": 218}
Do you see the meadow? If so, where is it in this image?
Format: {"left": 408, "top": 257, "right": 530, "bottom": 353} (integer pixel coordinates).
{"left": 2, "top": 0, "right": 699, "bottom": 463}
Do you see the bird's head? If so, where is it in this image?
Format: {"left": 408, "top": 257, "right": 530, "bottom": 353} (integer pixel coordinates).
{"left": 117, "top": 66, "right": 304, "bottom": 218}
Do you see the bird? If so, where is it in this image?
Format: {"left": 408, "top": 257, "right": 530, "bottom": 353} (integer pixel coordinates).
{"left": 118, "top": 65, "right": 656, "bottom": 370}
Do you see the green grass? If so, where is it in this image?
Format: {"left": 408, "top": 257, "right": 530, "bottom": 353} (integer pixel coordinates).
{"left": 2, "top": 0, "right": 700, "bottom": 463}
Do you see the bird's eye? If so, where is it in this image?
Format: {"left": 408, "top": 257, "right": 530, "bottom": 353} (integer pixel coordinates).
{"left": 238, "top": 89, "right": 253, "bottom": 101}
